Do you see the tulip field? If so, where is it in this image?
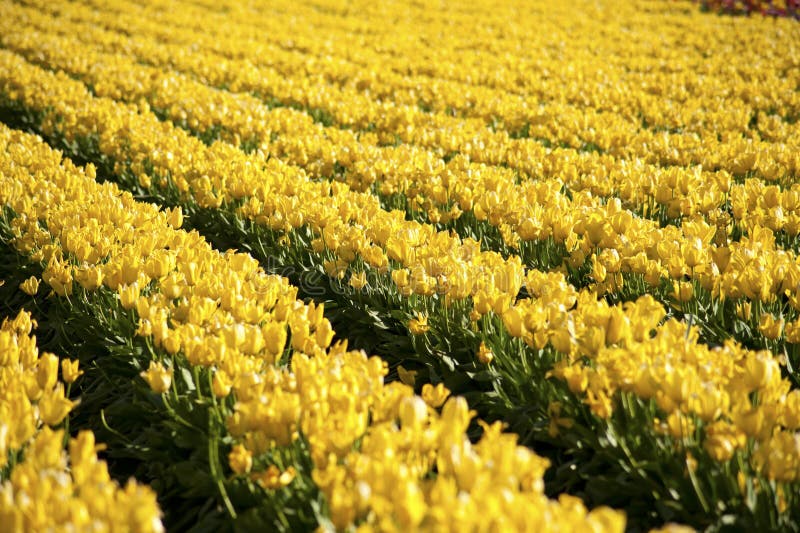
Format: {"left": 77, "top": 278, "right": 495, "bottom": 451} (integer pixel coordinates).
{"left": 1, "top": 0, "right": 799, "bottom": 531}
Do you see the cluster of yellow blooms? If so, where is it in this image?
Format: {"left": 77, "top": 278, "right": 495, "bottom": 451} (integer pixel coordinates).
{"left": 229, "top": 346, "right": 624, "bottom": 531}
{"left": 0, "top": 122, "right": 624, "bottom": 530}
{"left": 0, "top": 12, "right": 722, "bottom": 217}
{"left": 5, "top": 1, "right": 799, "bottom": 227}
{"left": 17, "top": 3, "right": 798, "bottom": 184}
{"left": 499, "top": 271, "right": 800, "bottom": 482}
{"left": 698, "top": 0, "right": 799, "bottom": 17}
{"left": 1, "top": 0, "right": 799, "bottom": 528}
{"left": 3, "top": 4, "right": 800, "bottom": 327}
{"left": 3, "top": 42, "right": 800, "bottom": 372}
{"left": 16, "top": 0, "right": 800, "bottom": 185}
{"left": 0, "top": 310, "right": 163, "bottom": 531}
{"left": 0, "top": 118, "right": 335, "bottom": 382}
{"left": 0, "top": 50, "right": 533, "bottom": 321}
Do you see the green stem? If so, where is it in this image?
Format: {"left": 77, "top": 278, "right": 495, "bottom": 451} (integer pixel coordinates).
{"left": 208, "top": 409, "right": 237, "bottom": 519}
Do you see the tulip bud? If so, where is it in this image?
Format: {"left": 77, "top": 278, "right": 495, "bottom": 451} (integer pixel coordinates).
{"left": 61, "top": 359, "right": 83, "bottom": 384}
{"left": 228, "top": 444, "right": 253, "bottom": 474}
{"left": 421, "top": 383, "right": 450, "bottom": 408}
{"left": 19, "top": 276, "right": 40, "bottom": 296}
{"left": 140, "top": 361, "right": 173, "bottom": 394}
{"left": 37, "top": 352, "right": 60, "bottom": 391}
{"left": 477, "top": 342, "right": 494, "bottom": 365}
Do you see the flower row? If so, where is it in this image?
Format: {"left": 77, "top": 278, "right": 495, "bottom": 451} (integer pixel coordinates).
{"left": 0, "top": 117, "right": 623, "bottom": 530}
{"left": 19, "top": 0, "right": 800, "bottom": 184}
{"left": 0, "top": 309, "right": 163, "bottom": 532}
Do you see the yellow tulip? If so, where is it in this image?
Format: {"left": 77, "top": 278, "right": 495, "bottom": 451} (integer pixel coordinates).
{"left": 228, "top": 444, "right": 253, "bottom": 474}
{"left": 408, "top": 313, "right": 429, "bottom": 335}
{"left": 61, "top": 359, "right": 83, "bottom": 384}
{"left": 421, "top": 383, "right": 450, "bottom": 408}
{"left": 140, "top": 361, "right": 173, "bottom": 394}
{"left": 476, "top": 342, "right": 494, "bottom": 365}
{"left": 19, "top": 276, "right": 40, "bottom": 296}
